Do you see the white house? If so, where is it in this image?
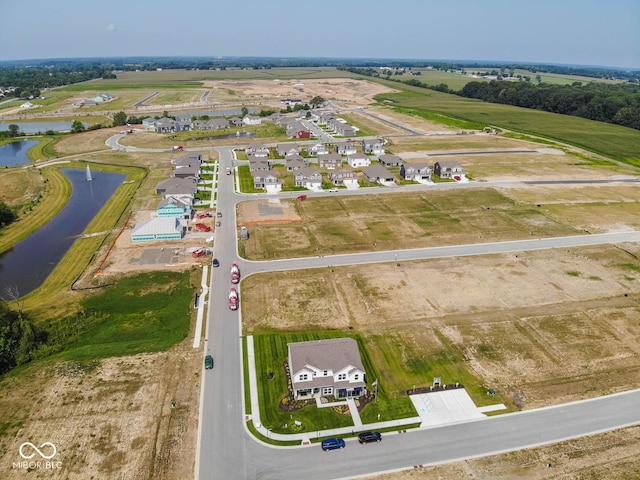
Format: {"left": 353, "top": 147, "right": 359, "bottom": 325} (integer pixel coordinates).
{"left": 347, "top": 152, "right": 371, "bottom": 168}
{"left": 288, "top": 338, "right": 367, "bottom": 400}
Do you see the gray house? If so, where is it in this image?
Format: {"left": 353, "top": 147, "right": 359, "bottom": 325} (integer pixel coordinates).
{"left": 317, "top": 153, "right": 343, "bottom": 169}
{"left": 288, "top": 338, "right": 366, "bottom": 400}
{"left": 277, "top": 143, "right": 300, "bottom": 157}
{"left": 154, "top": 117, "right": 177, "bottom": 133}
{"left": 252, "top": 170, "right": 282, "bottom": 193}
{"left": 378, "top": 154, "right": 403, "bottom": 167}
{"left": 363, "top": 164, "right": 395, "bottom": 184}
{"left": 286, "top": 156, "right": 308, "bottom": 171}
{"left": 294, "top": 167, "right": 322, "bottom": 189}
{"left": 362, "top": 138, "right": 384, "bottom": 155}
{"left": 401, "top": 163, "right": 432, "bottom": 181}
{"left": 335, "top": 142, "right": 357, "bottom": 155}
{"left": 434, "top": 160, "right": 465, "bottom": 179}
{"left": 172, "top": 152, "right": 203, "bottom": 168}
{"left": 155, "top": 177, "right": 197, "bottom": 203}
{"left": 328, "top": 169, "right": 357, "bottom": 186}
{"left": 248, "top": 158, "right": 272, "bottom": 172}
{"left": 173, "top": 165, "right": 200, "bottom": 180}
{"left": 246, "top": 143, "right": 270, "bottom": 157}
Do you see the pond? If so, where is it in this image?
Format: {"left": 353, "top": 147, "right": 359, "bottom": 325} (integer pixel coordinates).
{"left": 0, "top": 168, "right": 127, "bottom": 297}
{"left": 0, "top": 140, "right": 39, "bottom": 166}
{"left": 0, "top": 121, "right": 89, "bottom": 134}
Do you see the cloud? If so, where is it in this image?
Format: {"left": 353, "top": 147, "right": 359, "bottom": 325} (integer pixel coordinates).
{"left": 106, "top": 24, "right": 116, "bottom": 31}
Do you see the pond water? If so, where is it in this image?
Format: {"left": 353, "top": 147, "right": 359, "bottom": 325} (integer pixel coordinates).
{"left": 0, "top": 121, "right": 89, "bottom": 134}
{"left": 0, "top": 140, "right": 39, "bottom": 166}
{"left": 0, "top": 168, "right": 127, "bottom": 297}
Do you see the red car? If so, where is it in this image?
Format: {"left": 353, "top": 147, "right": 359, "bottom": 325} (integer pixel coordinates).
{"left": 194, "top": 223, "right": 212, "bottom": 232}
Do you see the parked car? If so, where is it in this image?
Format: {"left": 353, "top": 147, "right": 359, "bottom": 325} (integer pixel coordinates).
{"left": 215, "top": 221, "right": 221, "bottom": 227}
{"left": 194, "top": 223, "right": 212, "bottom": 232}
{"left": 329, "top": 188, "right": 338, "bottom": 192}
{"left": 358, "top": 431, "right": 381, "bottom": 444}
{"left": 204, "top": 355, "right": 214, "bottom": 369}
{"left": 212, "top": 258, "right": 220, "bottom": 267}
{"left": 321, "top": 438, "right": 345, "bottom": 451}
{"left": 217, "top": 212, "right": 222, "bottom": 218}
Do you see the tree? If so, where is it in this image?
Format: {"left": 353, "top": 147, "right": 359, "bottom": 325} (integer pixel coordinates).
{"left": 71, "top": 120, "right": 85, "bottom": 133}
{"left": 8, "top": 124, "right": 20, "bottom": 137}
{"left": 310, "top": 96, "right": 325, "bottom": 108}
{"left": 112, "top": 111, "right": 127, "bottom": 127}
{"left": 241, "top": 106, "right": 249, "bottom": 117}
{"left": 0, "top": 201, "right": 16, "bottom": 228}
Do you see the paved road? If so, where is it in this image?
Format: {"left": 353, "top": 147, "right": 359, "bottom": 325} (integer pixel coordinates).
{"left": 195, "top": 147, "right": 640, "bottom": 480}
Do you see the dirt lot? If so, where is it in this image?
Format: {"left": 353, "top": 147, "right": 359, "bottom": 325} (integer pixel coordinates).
{"left": 202, "top": 78, "right": 397, "bottom": 109}
{"left": 0, "top": 343, "right": 200, "bottom": 480}
{"left": 363, "top": 424, "right": 640, "bottom": 480}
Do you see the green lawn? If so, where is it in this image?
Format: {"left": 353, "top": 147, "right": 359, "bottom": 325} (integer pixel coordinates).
{"left": 39, "top": 271, "right": 193, "bottom": 361}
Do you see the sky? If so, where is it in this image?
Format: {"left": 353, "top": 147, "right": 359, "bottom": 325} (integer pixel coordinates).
{"left": 1, "top": 0, "right": 639, "bottom": 69}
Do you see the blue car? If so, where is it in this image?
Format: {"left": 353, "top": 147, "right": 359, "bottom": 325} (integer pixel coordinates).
{"left": 321, "top": 438, "right": 345, "bottom": 451}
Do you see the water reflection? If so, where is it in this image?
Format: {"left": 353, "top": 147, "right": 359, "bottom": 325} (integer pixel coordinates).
{"left": 0, "top": 168, "right": 126, "bottom": 297}
{"left": 0, "top": 140, "right": 39, "bottom": 166}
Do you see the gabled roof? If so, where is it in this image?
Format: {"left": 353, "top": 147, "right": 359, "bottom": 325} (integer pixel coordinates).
{"left": 318, "top": 153, "right": 342, "bottom": 162}
{"left": 295, "top": 167, "right": 321, "bottom": 178}
{"left": 158, "top": 196, "right": 190, "bottom": 209}
{"left": 435, "top": 160, "right": 462, "bottom": 168}
{"left": 131, "top": 217, "right": 183, "bottom": 237}
{"left": 363, "top": 163, "right": 394, "bottom": 179}
{"left": 289, "top": 338, "right": 364, "bottom": 374}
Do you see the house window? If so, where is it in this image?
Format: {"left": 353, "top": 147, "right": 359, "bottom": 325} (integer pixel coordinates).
{"left": 299, "top": 374, "right": 308, "bottom": 381}
{"left": 323, "top": 370, "right": 328, "bottom": 376}
{"left": 337, "top": 373, "right": 347, "bottom": 381}
{"left": 354, "top": 374, "right": 359, "bottom": 380}
{"left": 322, "top": 387, "right": 333, "bottom": 395}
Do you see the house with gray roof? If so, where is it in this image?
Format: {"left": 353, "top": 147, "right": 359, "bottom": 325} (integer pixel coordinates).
{"left": 248, "top": 158, "right": 272, "bottom": 172}
{"left": 172, "top": 152, "right": 203, "bottom": 168}
{"left": 175, "top": 116, "right": 192, "bottom": 131}
{"left": 243, "top": 115, "right": 262, "bottom": 125}
{"left": 434, "top": 160, "right": 465, "bottom": 179}
{"left": 246, "top": 143, "right": 270, "bottom": 157}
{"left": 286, "top": 156, "right": 308, "bottom": 171}
{"left": 173, "top": 165, "right": 200, "bottom": 180}
{"left": 328, "top": 169, "right": 357, "bottom": 187}
{"left": 317, "top": 153, "right": 342, "bottom": 170}
{"left": 131, "top": 217, "right": 186, "bottom": 242}
{"left": 401, "top": 163, "right": 432, "bottom": 181}
{"left": 307, "top": 143, "right": 329, "bottom": 156}
{"left": 277, "top": 143, "right": 300, "bottom": 157}
{"left": 288, "top": 338, "right": 366, "bottom": 400}
{"left": 335, "top": 142, "right": 357, "bottom": 155}
{"left": 252, "top": 170, "right": 282, "bottom": 193}
{"left": 155, "top": 177, "right": 197, "bottom": 203}
{"left": 363, "top": 164, "right": 396, "bottom": 184}
{"left": 294, "top": 167, "right": 322, "bottom": 190}
{"left": 157, "top": 196, "right": 193, "bottom": 219}
{"left": 362, "top": 138, "right": 385, "bottom": 155}
{"left": 154, "top": 117, "right": 178, "bottom": 133}
{"left": 378, "top": 153, "right": 403, "bottom": 167}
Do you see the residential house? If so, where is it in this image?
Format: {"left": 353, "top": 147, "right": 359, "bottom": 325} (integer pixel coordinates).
{"left": 307, "top": 143, "right": 329, "bottom": 156}
{"left": 347, "top": 152, "right": 371, "bottom": 168}
{"left": 245, "top": 143, "right": 270, "bottom": 157}
{"left": 288, "top": 338, "right": 366, "bottom": 400}
{"left": 242, "top": 115, "right": 262, "bottom": 125}
{"left": 362, "top": 138, "right": 385, "bottom": 155}
{"left": 378, "top": 153, "right": 403, "bottom": 167}
{"left": 157, "top": 196, "right": 193, "bottom": 219}
{"left": 20, "top": 101, "right": 34, "bottom": 109}
{"left": 228, "top": 117, "right": 243, "bottom": 127}
{"left": 192, "top": 118, "right": 229, "bottom": 130}
{"left": 131, "top": 217, "right": 185, "bottom": 242}
{"left": 328, "top": 169, "right": 357, "bottom": 187}
{"left": 252, "top": 170, "right": 282, "bottom": 193}
{"left": 294, "top": 167, "right": 322, "bottom": 190}
{"left": 401, "top": 163, "right": 432, "bottom": 181}
{"left": 154, "top": 117, "right": 177, "bottom": 133}
{"left": 434, "top": 160, "right": 465, "bottom": 179}
{"left": 286, "top": 156, "right": 308, "bottom": 171}
{"left": 248, "top": 157, "right": 272, "bottom": 172}
{"left": 172, "top": 152, "right": 203, "bottom": 168}
{"left": 316, "top": 112, "right": 334, "bottom": 125}
{"left": 317, "top": 153, "right": 342, "bottom": 170}
{"left": 154, "top": 177, "right": 197, "bottom": 203}
{"left": 334, "top": 123, "right": 356, "bottom": 137}
{"left": 335, "top": 142, "right": 357, "bottom": 155}
{"left": 363, "top": 164, "right": 396, "bottom": 184}
{"left": 277, "top": 143, "right": 300, "bottom": 157}
{"left": 173, "top": 165, "right": 200, "bottom": 180}
{"left": 94, "top": 93, "right": 113, "bottom": 103}
{"left": 175, "top": 116, "right": 192, "bottom": 131}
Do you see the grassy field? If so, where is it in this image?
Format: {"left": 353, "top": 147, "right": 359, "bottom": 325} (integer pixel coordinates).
{"left": 369, "top": 83, "right": 640, "bottom": 165}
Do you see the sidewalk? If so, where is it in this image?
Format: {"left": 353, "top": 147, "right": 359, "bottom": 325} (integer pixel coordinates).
{"left": 245, "top": 335, "right": 422, "bottom": 445}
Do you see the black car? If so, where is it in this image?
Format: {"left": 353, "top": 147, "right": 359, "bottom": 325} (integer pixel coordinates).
{"left": 212, "top": 258, "right": 220, "bottom": 267}
{"left": 216, "top": 212, "right": 222, "bottom": 218}
{"left": 204, "top": 355, "right": 214, "bottom": 369}
{"left": 358, "top": 431, "right": 381, "bottom": 444}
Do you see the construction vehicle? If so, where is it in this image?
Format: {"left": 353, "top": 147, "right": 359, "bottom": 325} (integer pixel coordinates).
{"left": 230, "top": 262, "right": 240, "bottom": 284}
{"left": 228, "top": 288, "right": 239, "bottom": 311}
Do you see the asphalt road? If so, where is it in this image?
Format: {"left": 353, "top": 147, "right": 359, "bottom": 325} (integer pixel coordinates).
{"left": 195, "top": 147, "right": 640, "bottom": 480}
